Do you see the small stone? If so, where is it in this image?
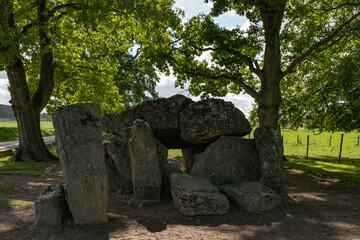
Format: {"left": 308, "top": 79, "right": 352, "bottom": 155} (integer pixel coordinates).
{"left": 35, "top": 184, "right": 71, "bottom": 226}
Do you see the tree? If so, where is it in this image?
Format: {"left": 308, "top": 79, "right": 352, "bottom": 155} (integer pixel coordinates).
{"left": 0, "top": 0, "right": 181, "bottom": 162}
{"left": 278, "top": 41, "right": 360, "bottom": 133}
{"left": 164, "top": 0, "right": 359, "bottom": 195}
{"left": 167, "top": 0, "right": 359, "bottom": 127}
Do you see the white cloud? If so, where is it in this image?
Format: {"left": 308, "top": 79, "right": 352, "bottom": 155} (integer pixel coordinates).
{"left": 0, "top": 77, "right": 11, "bottom": 105}
{"left": 240, "top": 19, "right": 251, "bottom": 31}
{"left": 204, "top": 2, "right": 213, "bottom": 8}
{"left": 225, "top": 10, "right": 237, "bottom": 17}
{"left": 156, "top": 73, "right": 254, "bottom": 117}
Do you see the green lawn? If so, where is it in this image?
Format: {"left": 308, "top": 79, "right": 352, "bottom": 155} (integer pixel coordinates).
{"left": 0, "top": 121, "right": 54, "bottom": 142}
{"left": 284, "top": 156, "right": 360, "bottom": 184}
{"left": 282, "top": 128, "right": 360, "bottom": 160}
{"left": 0, "top": 121, "right": 53, "bottom": 129}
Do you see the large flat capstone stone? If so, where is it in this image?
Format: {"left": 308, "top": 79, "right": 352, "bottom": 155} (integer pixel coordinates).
{"left": 102, "top": 95, "right": 193, "bottom": 148}
{"left": 170, "top": 172, "right": 230, "bottom": 216}
{"left": 219, "top": 182, "right": 281, "bottom": 212}
{"left": 179, "top": 99, "right": 251, "bottom": 144}
{"left": 191, "top": 136, "right": 260, "bottom": 185}
{"left": 53, "top": 103, "right": 108, "bottom": 224}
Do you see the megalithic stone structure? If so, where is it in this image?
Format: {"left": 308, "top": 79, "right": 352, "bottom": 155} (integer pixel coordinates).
{"left": 53, "top": 103, "right": 108, "bottom": 224}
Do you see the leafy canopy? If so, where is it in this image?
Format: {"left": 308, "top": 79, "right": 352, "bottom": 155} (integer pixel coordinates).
{"left": 165, "top": 0, "right": 359, "bottom": 128}
{"left": 0, "top": 0, "right": 182, "bottom": 114}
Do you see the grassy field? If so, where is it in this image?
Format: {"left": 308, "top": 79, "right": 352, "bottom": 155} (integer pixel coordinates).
{"left": 0, "top": 121, "right": 53, "bottom": 129}
{"left": 281, "top": 128, "right": 359, "bottom": 160}
{"left": 0, "top": 121, "right": 54, "bottom": 142}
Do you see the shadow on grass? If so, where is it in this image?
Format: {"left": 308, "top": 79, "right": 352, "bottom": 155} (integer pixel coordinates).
{"left": 284, "top": 155, "right": 360, "bottom": 184}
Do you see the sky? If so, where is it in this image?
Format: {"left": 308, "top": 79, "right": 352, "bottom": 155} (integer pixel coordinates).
{"left": 0, "top": 0, "right": 254, "bottom": 117}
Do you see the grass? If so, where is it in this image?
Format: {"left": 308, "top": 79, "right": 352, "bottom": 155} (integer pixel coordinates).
{"left": 0, "top": 121, "right": 54, "bottom": 142}
{"left": 284, "top": 156, "right": 360, "bottom": 184}
{"left": 0, "top": 121, "right": 53, "bottom": 129}
{"left": 168, "top": 149, "right": 183, "bottom": 158}
{"left": 0, "top": 184, "right": 15, "bottom": 193}
{"left": 0, "top": 198, "right": 34, "bottom": 208}
{"left": 0, "top": 155, "right": 58, "bottom": 177}
{"left": 282, "top": 128, "right": 360, "bottom": 160}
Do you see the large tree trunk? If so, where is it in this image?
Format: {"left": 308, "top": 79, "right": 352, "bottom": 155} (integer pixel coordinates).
{"left": 6, "top": 58, "right": 56, "bottom": 162}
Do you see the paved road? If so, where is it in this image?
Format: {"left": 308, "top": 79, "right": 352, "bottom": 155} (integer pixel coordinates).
{"left": 0, "top": 135, "right": 55, "bottom": 151}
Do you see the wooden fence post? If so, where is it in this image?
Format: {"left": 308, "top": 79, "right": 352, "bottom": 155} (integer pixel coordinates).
{"left": 338, "top": 134, "right": 344, "bottom": 163}
{"left": 329, "top": 135, "right": 332, "bottom": 146}
{"left": 306, "top": 135, "right": 309, "bottom": 160}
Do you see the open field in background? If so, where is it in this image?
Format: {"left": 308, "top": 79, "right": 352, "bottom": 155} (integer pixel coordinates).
{"left": 245, "top": 128, "right": 360, "bottom": 160}
{"left": 0, "top": 121, "right": 53, "bottom": 129}
{"left": 281, "top": 128, "right": 360, "bottom": 160}
{"left": 0, "top": 121, "right": 54, "bottom": 142}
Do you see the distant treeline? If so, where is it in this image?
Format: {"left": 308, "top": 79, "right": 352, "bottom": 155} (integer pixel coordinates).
{"left": 0, "top": 104, "right": 51, "bottom": 121}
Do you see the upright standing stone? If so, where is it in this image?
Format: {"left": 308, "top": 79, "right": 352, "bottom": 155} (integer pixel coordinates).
{"left": 254, "top": 125, "right": 287, "bottom": 198}
{"left": 191, "top": 136, "right": 260, "bottom": 185}
{"left": 128, "top": 119, "right": 163, "bottom": 200}
{"left": 53, "top": 103, "right": 108, "bottom": 223}
{"left": 106, "top": 127, "right": 133, "bottom": 192}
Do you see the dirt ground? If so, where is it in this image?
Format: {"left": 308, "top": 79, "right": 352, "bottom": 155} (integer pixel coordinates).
{"left": 1, "top": 159, "right": 360, "bottom": 240}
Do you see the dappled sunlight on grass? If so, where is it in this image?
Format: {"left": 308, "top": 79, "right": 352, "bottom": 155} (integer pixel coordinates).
{"left": 284, "top": 156, "right": 360, "bottom": 184}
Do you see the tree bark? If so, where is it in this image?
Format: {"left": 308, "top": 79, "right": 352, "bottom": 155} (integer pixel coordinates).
{"left": 6, "top": 58, "right": 56, "bottom": 162}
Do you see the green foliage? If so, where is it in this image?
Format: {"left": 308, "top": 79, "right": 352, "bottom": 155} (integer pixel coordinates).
{"left": 279, "top": 41, "right": 360, "bottom": 132}
{"left": 284, "top": 156, "right": 360, "bottom": 185}
{"left": 1, "top": 0, "right": 182, "bottom": 115}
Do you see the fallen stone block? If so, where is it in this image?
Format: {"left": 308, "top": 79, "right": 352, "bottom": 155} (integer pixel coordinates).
{"left": 170, "top": 172, "right": 229, "bottom": 216}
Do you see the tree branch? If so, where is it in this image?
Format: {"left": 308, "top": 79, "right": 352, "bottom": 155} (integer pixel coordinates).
{"left": 185, "top": 71, "right": 259, "bottom": 100}
{"left": 282, "top": 11, "right": 360, "bottom": 77}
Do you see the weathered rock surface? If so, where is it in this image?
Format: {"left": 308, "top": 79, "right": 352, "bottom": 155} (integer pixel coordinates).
{"left": 102, "top": 95, "right": 193, "bottom": 148}
{"left": 219, "top": 182, "right": 281, "bottom": 212}
{"left": 254, "top": 125, "right": 287, "bottom": 198}
{"left": 35, "top": 184, "right": 71, "bottom": 226}
{"left": 106, "top": 127, "right": 133, "bottom": 192}
{"left": 170, "top": 172, "right": 230, "bottom": 216}
{"left": 179, "top": 99, "right": 251, "bottom": 144}
{"left": 191, "top": 136, "right": 260, "bottom": 185}
{"left": 104, "top": 143, "right": 123, "bottom": 192}
{"left": 53, "top": 103, "right": 108, "bottom": 224}
{"left": 181, "top": 146, "right": 206, "bottom": 173}
{"left": 128, "top": 119, "right": 163, "bottom": 200}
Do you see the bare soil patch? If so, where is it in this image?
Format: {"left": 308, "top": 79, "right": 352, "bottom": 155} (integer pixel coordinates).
{"left": 1, "top": 160, "right": 360, "bottom": 240}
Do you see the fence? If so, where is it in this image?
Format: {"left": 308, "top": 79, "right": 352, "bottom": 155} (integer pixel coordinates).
{"left": 281, "top": 130, "right": 360, "bottom": 161}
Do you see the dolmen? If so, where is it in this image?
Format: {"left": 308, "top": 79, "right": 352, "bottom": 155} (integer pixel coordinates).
{"left": 102, "top": 95, "right": 285, "bottom": 216}
{"left": 39, "top": 95, "right": 285, "bottom": 225}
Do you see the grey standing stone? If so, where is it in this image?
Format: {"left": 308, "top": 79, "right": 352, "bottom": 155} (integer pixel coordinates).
{"left": 254, "top": 125, "right": 287, "bottom": 198}
{"left": 35, "top": 184, "right": 71, "bottom": 225}
{"left": 219, "top": 182, "right": 281, "bottom": 212}
{"left": 179, "top": 99, "right": 251, "bottom": 144}
{"left": 191, "top": 136, "right": 260, "bottom": 185}
{"left": 106, "top": 127, "right": 133, "bottom": 192}
{"left": 104, "top": 143, "right": 123, "bottom": 192}
{"left": 128, "top": 119, "right": 163, "bottom": 200}
{"left": 170, "top": 172, "right": 230, "bottom": 216}
{"left": 53, "top": 103, "right": 108, "bottom": 224}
